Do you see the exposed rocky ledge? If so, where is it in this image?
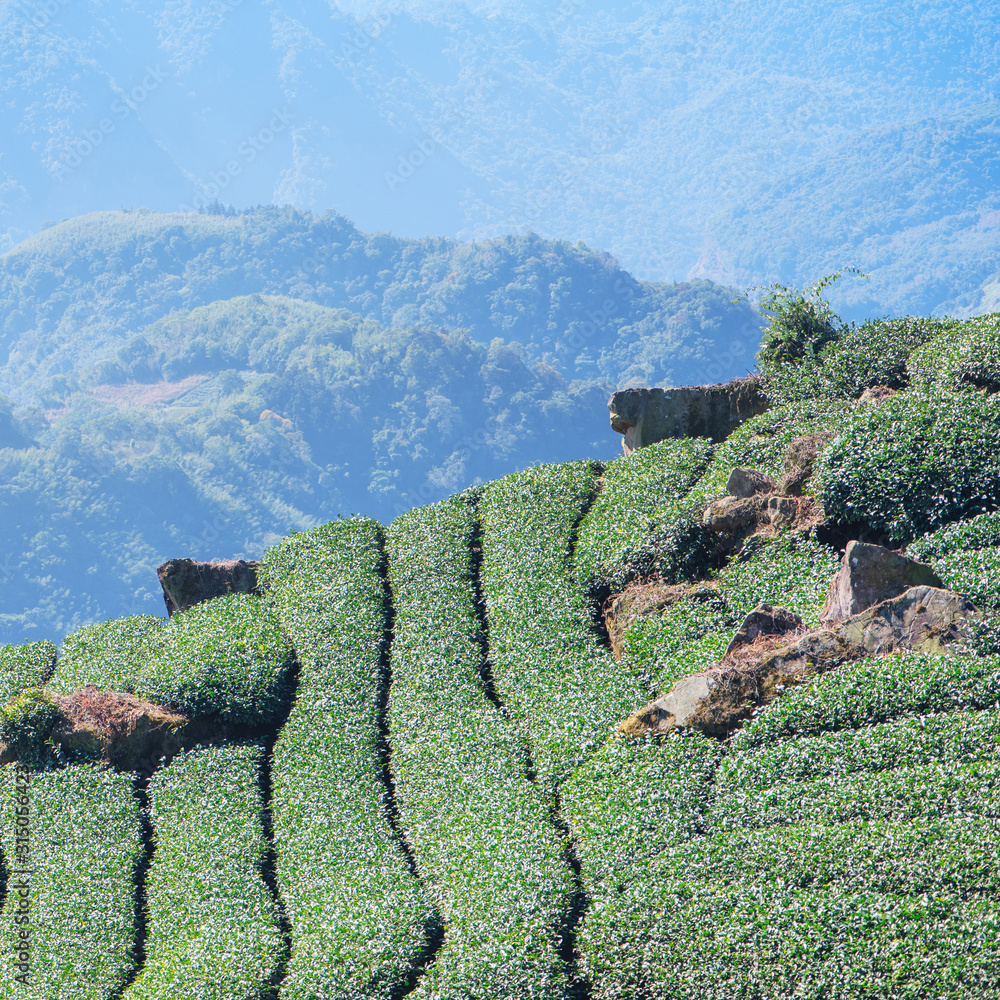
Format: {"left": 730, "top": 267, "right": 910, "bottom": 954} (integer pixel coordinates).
{"left": 157, "top": 557, "right": 262, "bottom": 616}
{"left": 619, "top": 543, "right": 980, "bottom": 739}
{"left": 608, "top": 375, "right": 768, "bottom": 454}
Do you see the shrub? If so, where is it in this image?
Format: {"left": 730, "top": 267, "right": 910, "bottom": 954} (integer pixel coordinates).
{"left": 51, "top": 600, "right": 295, "bottom": 725}
{"left": 573, "top": 437, "right": 712, "bottom": 588}
{"left": 715, "top": 534, "right": 840, "bottom": 627}
{"left": 261, "top": 518, "right": 435, "bottom": 1000}
{"left": 0, "top": 688, "right": 62, "bottom": 768}
{"left": 909, "top": 312, "right": 1000, "bottom": 392}
{"left": 0, "top": 765, "right": 143, "bottom": 997}
{"left": 387, "top": 498, "right": 574, "bottom": 1000}
{"left": 816, "top": 389, "right": 1000, "bottom": 540}
{"left": 908, "top": 510, "right": 1000, "bottom": 560}
{"left": 0, "top": 641, "right": 55, "bottom": 703}
{"left": 479, "top": 461, "right": 647, "bottom": 785}
{"left": 125, "top": 743, "right": 284, "bottom": 1000}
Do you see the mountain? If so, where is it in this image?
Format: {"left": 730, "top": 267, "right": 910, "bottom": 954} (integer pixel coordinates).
{"left": 0, "top": 208, "right": 758, "bottom": 642}
{"left": 0, "top": 294, "right": 997, "bottom": 998}
{"left": 1, "top": 1, "right": 998, "bottom": 316}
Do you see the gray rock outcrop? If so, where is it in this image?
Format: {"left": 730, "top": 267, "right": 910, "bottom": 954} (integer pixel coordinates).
{"left": 608, "top": 376, "right": 768, "bottom": 454}
{"left": 619, "top": 586, "right": 980, "bottom": 739}
{"left": 157, "top": 558, "right": 262, "bottom": 616}
{"left": 819, "top": 541, "right": 944, "bottom": 623}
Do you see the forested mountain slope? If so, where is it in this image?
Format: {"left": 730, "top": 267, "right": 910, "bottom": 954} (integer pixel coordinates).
{"left": 0, "top": 295, "right": 997, "bottom": 998}
{"left": 0, "top": 209, "right": 758, "bottom": 642}
{"left": 2, "top": 1, "right": 998, "bottom": 316}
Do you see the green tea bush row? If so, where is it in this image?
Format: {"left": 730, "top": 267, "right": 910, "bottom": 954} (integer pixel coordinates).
{"left": 573, "top": 437, "right": 711, "bottom": 588}
{"left": 908, "top": 510, "right": 1000, "bottom": 560}
{"left": 922, "top": 546, "right": 1000, "bottom": 609}
{"left": 261, "top": 519, "right": 434, "bottom": 1000}
{"left": 715, "top": 534, "right": 840, "bottom": 628}
{"left": 0, "top": 764, "right": 143, "bottom": 998}
{"left": 51, "top": 598, "right": 295, "bottom": 725}
{"left": 479, "top": 462, "right": 647, "bottom": 784}
{"left": 760, "top": 315, "right": 954, "bottom": 403}
{"left": 0, "top": 689, "right": 62, "bottom": 768}
{"left": 560, "top": 733, "right": 719, "bottom": 890}
{"left": 909, "top": 312, "right": 1000, "bottom": 392}
{"left": 718, "top": 708, "right": 1000, "bottom": 790}
{"left": 733, "top": 651, "right": 1000, "bottom": 750}
{"left": 0, "top": 642, "right": 55, "bottom": 704}
{"left": 816, "top": 389, "right": 1000, "bottom": 540}
{"left": 124, "top": 743, "right": 283, "bottom": 1000}
{"left": 581, "top": 840, "right": 999, "bottom": 999}
{"left": 387, "top": 499, "right": 574, "bottom": 1000}
{"left": 713, "top": 757, "right": 1000, "bottom": 830}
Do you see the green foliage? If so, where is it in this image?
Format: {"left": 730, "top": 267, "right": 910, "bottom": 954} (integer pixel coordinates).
{"left": 387, "top": 499, "right": 573, "bottom": 1000}
{"left": 562, "top": 733, "right": 720, "bottom": 889}
{"left": 921, "top": 546, "right": 1000, "bottom": 609}
{"left": 124, "top": 743, "right": 284, "bottom": 1000}
{"left": 0, "top": 641, "right": 55, "bottom": 703}
{"left": 0, "top": 688, "right": 61, "bottom": 767}
{"left": 0, "top": 765, "right": 143, "bottom": 997}
{"left": 573, "top": 437, "right": 712, "bottom": 588}
{"left": 51, "top": 599, "right": 295, "bottom": 725}
{"left": 754, "top": 273, "right": 852, "bottom": 366}
{"left": 52, "top": 615, "right": 161, "bottom": 694}
{"left": 733, "top": 651, "right": 1000, "bottom": 751}
{"left": 909, "top": 312, "right": 1000, "bottom": 392}
{"left": 816, "top": 389, "right": 1000, "bottom": 540}
{"left": 715, "top": 534, "right": 840, "bottom": 628}
{"left": 261, "top": 518, "right": 434, "bottom": 1000}
{"left": 908, "top": 510, "right": 1000, "bottom": 560}
{"left": 479, "top": 462, "right": 647, "bottom": 784}
{"left": 760, "top": 315, "right": 953, "bottom": 403}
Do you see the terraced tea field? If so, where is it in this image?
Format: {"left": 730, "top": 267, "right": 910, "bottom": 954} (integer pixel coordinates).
{"left": 2, "top": 307, "right": 1000, "bottom": 998}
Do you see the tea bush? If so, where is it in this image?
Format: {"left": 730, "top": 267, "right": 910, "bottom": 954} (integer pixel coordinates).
{"left": 0, "top": 689, "right": 61, "bottom": 768}
{"left": 124, "top": 743, "right": 284, "bottom": 1000}
{"left": 0, "top": 765, "right": 143, "bottom": 998}
{"left": 387, "top": 499, "right": 573, "bottom": 1000}
{"left": 732, "top": 651, "right": 1000, "bottom": 750}
{"left": 479, "top": 462, "right": 647, "bottom": 784}
{"left": 51, "top": 600, "right": 295, "bottom": 725}
{"left": 0, "top": 642, "right": 55, "bottom": 703}
{"left": 261, "top": 518, "right": 434, "bottom": 1000}
{"left": 816, "top": 389, "right": 1000, "bottom": 540}
{"left": 908, "top": 510, "right": 1000, "bottom": 560}
{"left": 909, "top": 312, "right": 1000, "bottom": 392}
{"left": 573, "top": 437, "right": 711, "bottom": 588}
{"left": 561, "top": 733, "right": 719, "bottom": 889}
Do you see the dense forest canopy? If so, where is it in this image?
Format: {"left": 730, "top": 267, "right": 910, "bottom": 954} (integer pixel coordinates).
{"left": 0, "top": 208, "right": 759, "bottom": 643}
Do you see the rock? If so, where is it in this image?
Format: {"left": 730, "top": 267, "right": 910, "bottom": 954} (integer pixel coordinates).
{"left": 157, "top": 558, "right": 262, "bottom": 616}
{"left": 604, "top": 582, "right": 714, "bottom": 660}
{"left": 819, "top": 540, "right": 944, "bottom": 623}
{"left": 766, "top": 495, "right": 799, "bottom": 530}
{"left": 618, "top": 585, "right": 979, "bottom": 739}
{"left": 778, "top": 431, "right": 834, "bottom": 496}
{"left": 51, "top": 686, "right": 191, "bottom": 773}
{"left": 723, "top": 604, "right": 803, "bottom": 661}
{"left": 608, "top": 376, "right": 769, "bottom": 455}
{"left": 726, "top": 467, "right": 777, "bottom": 497}
{"left": 702, "top": 495, "right": 764, "bottom": 536}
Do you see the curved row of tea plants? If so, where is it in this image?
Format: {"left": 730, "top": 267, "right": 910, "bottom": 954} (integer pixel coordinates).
{"left": 124, "top": 743, "right": 284, "bottom": 1000}
{"left": 386, "top": 499, "right": 574, "bottom": 1000}
{"left": 50, "top": 595, "right": 295, "bottom": 725}
{"left": 0, "top": 764, "right": 143, "bottom": 999}
{"left": 478, "top": 462, "right": 647, "bottom": 785}
{"left": 0, "top": 642, "right": 54, "bottom": 704}
{"left": 261, "top": 519, "right": 435, "bottom": 1000}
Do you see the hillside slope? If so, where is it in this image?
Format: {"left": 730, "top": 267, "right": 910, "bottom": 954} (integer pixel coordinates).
{"left": 0, "top": 209, "right": 759, "bottom": 643}
{"left": 0, "top": 296, "right": 997, "bottom": 997}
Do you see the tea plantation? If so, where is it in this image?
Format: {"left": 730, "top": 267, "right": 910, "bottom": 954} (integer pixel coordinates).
{"left": 0, "top": 304, "right": 999, "bottom": 998}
